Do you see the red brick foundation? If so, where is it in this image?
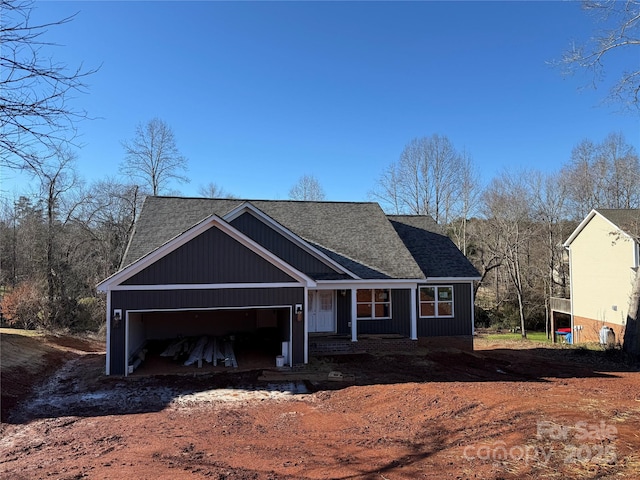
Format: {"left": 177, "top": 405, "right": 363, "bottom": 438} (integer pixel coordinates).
{"left": 309, "top": 335, "right": 474, "bottom": 356}
{"left": 572, "top": 315, "right": 625, "bottom": 346}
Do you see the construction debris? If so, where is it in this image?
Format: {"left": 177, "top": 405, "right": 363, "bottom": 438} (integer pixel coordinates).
{"left": 159, "top": 335, "right": 238, "bottom": 369}
{"left": 327, "top": 370, "right": 355, "bottom": 382}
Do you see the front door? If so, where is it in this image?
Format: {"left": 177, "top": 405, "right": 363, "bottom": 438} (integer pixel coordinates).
{"left": 308, "top": 290, "right": 335, "bottom": 333}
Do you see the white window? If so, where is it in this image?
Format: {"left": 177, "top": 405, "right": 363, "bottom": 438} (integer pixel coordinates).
{"left": 419, "top": 286, "right": 454, "bottom": 318}
{"left": 356, "top": 289, "right": 391, "bottom": 319}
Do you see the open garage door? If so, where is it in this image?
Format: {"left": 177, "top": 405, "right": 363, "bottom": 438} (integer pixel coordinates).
{"left": 125, "top": 306, "right": 292, "bottom": 375}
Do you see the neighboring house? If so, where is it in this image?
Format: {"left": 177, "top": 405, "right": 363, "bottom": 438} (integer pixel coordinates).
{"left": 561, "top": 209, "right": 640, "bottom": 345}
{"left": 97, "top": 196, "right": 480, "bottom": 375}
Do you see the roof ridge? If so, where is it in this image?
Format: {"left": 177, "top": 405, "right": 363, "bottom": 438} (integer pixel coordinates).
{"left": 148, "top": 195, "right": 378, "bottom": 206}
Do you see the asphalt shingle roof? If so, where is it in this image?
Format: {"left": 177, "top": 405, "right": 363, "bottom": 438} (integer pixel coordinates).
{"left": 121, "top": 196, "right": 479, "bottom": 281}
{"left": 596, "top": 209, "right": 640, "bottom": 239}
{"left": 388, "top": 215, "right": 481, "bottom": 278}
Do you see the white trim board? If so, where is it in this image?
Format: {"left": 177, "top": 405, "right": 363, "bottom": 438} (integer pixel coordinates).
{"left": 108, "top": 282, "right": 304, "bottom": 291}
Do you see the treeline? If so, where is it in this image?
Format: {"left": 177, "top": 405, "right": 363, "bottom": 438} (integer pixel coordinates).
{"left": 370, "top": 132, "right": 640, "bottom": 334}
{"left": 1, "top": 130, "right": 639, "bottom": 335}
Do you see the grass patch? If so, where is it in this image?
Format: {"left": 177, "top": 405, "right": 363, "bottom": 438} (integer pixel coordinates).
{"left": 480, "top": 331, "right": 551, "bottom": 343}
{"left": 0, "top": 327, "right": 43, "bottom": 338}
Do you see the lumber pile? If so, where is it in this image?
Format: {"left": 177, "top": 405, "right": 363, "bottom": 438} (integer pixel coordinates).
{"left": 160, "top": 335, "right": 237, "bottom": 368}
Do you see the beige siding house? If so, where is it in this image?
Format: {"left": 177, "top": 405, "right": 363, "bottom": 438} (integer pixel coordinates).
{"left": 563, "top": 209, "right": 640, "bottom": 345}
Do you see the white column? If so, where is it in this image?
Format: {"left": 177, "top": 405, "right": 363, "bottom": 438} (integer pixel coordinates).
{"left": 351, "top": 288, "right": 358, "bottom": 342}
{"left": 410, "top": 287, "right": 418, "bottom": 340}
{"left": 303, "top": 287, "right": 308, "bottom": 364}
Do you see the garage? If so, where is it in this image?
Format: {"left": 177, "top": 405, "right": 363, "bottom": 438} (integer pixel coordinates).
{"left": 125, "top": 306, "right": 293, "bottom": 375}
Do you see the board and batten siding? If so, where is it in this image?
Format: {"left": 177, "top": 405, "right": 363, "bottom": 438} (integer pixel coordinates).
{"left": 109, "top": 287, "right": 305, "bottom": 375}
{"left": 336, "top": 289, "right": 412, "bottom": 336}
{"left": 122, "top": 226, "right": 297, "bottom": 285}
{"left": 230, "top": 212, "right": 341, "bottom": 278}
{"left": 417, "top": 283, "right": 473, "bottom": 336}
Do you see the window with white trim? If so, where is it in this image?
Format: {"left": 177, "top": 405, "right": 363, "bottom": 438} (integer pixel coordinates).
{"left": 356, "top": 289, "right": 391, "bottom": 319}
{"left": 419, "top": 286, "right": 454, "bottom": 318}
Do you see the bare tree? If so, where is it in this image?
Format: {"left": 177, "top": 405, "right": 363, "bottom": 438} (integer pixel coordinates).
{"left": 0, "top": 194, "right": 45, "bottom": 288}
{"left": 0, "top": 0, "right": 97, "bottom": 171}
{"left": 288, "top": 174, "right": 325, "bottom": 201}
{"left": 561, "top": 133, "right": 640, "bottom": 219}
{"left": 30, "top": 147, "right": 82, "bottom": 326}
{"left": 558, "top": 0, "right": 640, "bottom": 111}
{"left": 530, "top": 171, "right": 571, "bottom": 337}
{"left": 75, "top": 179, "right": 141, "bottom": 275}
{"left": 121, "top": 118, "right": 189, "bottom": 196}
{"left": 370, "top": 135, "right": 469, "bottom": 224}
{"left": 600, "top": 132, "right": 640, "bottom": 208}
{"left": 447, "top": 152, "right": 482, "bottom": 255}
{"left": 482, "top": 170, "right": 540, "bottom": 337}
{"left": 198, "top": 182, "right": 235, "bottom": 199}
{"left": 369, "top": 163, "right": 404, "bottom": 214}
{"left": 611, "top": 213, "right": 640, "bottom": 357}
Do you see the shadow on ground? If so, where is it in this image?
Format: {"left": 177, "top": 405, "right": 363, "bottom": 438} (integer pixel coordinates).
{"left": 5, "top": 340, "right": 638, "bottom": 425}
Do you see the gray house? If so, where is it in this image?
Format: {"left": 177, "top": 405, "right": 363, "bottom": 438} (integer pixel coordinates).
{"left": 97, "top": 197, "right": 480, "bottom": 375}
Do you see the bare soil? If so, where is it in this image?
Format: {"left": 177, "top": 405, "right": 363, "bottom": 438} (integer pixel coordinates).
{"left": 1, "top": 330, "right": 639, "bottom": 479}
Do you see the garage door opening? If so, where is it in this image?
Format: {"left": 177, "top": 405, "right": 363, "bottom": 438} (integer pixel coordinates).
{"left": 126, "top": 307, "right": 292, "bottom": 375}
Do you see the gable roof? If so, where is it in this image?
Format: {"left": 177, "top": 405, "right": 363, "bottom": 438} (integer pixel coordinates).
{"left": 564, "top": 209, "right": 640, "bottom": 247}
{"left": 98, "top": 213, "right": 315, "bottom": 291}
{"left": 119, "top": 196, "right": 479, "bottom": 283}
{"left": 388, "top": 215, "right": 481, "bottom": 279}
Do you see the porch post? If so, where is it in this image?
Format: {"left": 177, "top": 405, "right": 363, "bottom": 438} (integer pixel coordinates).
{"left": 410, "top": 287, "right": 418, "bottom": 340}
{"left": 351, "top": 288, "right": 358, "bottom": 342}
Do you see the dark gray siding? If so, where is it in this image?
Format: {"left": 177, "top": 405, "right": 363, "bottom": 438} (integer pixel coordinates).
{"left": 336, "top": 290, "right": 351, "bottom": 335}
{"left": 109, "top": 287, "right": 304, "bottom": 375}
{"left": 123, "top": 226, "right": 297, "bottom": 285}
{"left": 336, "top": 289, "right": 411, "bottom": 336}
{"left": 417, "top": 283, "right": 473, "bottom": 336}
{"left": 356, "top": 289, "right": 411, "bottom": 336}
{"left": 230, "top": 212, "right": 340, "bottom": 278}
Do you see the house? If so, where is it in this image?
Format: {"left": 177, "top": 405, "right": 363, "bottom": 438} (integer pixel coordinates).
{"left": 560, "top": 209, "right": 640, "bottom": 345}
{"left": 97, "top": 196, "right": 481, "bottom": 375}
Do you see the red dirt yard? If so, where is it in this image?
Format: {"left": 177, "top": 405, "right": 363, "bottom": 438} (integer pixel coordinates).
{"left": 1, "top": 329, "right": 639, "bottom": 480}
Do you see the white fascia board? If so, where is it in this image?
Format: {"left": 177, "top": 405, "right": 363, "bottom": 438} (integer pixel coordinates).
{"left": 97, "top": 214, "right": 315, "bottom": 292}
{"left": 223, "top": 202, "right": 359, "bottom": 280}
{"left": 564, "top": 209, "right": 598, "bottom": 248}
{"left": 314, "top": 277, "right": 479, "bottom": 291}
{"left": 564, "top": 209, "right": 636, "bottom": 248}
{"left": 108, "top": 282, "right": 305, "bottom": 291}
{"left": 422, "top": 277, "right": 481, "bottom": 283}
{"left": 315, "top": 279, "right": 420, "bottom": 290}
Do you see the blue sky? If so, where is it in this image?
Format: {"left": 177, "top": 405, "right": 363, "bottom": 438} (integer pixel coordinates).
{"left": 3, "top": 1, "right": 639, "bottom": 202}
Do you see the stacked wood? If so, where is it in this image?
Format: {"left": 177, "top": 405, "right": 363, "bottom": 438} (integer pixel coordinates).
{"left": 223, "top": 339, "right": 238, "bottom": 368}
{"left": 159, "top": 335, "right": 237, "bottom": 368}
{"left": 184, "top": 336, "right": 208, "bottom": 366}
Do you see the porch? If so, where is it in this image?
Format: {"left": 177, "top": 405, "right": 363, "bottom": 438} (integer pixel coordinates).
{"left": 309, "top": 334, "right": 418, "bottom": 356}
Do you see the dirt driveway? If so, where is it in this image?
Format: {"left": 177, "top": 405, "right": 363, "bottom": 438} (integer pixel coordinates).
{"left": 1, "top": 331, "right": 639, "bottom": 479}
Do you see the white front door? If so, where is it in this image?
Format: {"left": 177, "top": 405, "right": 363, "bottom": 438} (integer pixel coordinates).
{"left": 308, "top": 290, "right": 335, "bottom": 333}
